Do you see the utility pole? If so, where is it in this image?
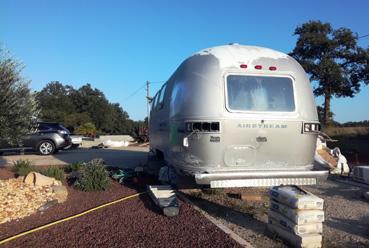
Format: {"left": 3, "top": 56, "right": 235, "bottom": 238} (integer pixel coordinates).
{"left": 146, "top": 80, "right": 150, "bottom": 124}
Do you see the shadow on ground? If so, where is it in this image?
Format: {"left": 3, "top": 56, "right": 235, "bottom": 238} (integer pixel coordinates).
{"left": 0, "top": 156, "right": 7, "bottom": 168}
{"left": 326, "top": 215, "right": 369, "bottom": 241}
{"left": 308, "top": 176, "right": 369, "bottom": 201}
{"left": 183, "top": 192, "right": 286, "bottom": 247}
{"left": 0, "top": 147, "right": 149, "bottom": 169}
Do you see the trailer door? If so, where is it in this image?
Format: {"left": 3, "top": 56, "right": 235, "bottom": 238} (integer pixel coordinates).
{"left": 223, "top": 74, "right": 316, "bottom": 169}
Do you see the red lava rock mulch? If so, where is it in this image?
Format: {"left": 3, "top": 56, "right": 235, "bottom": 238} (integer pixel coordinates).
{"left": 0, "top": 168, "right": 15, "bottom": 180}
{"left": 0, "top": 168, "right": 241, "bottom": 248}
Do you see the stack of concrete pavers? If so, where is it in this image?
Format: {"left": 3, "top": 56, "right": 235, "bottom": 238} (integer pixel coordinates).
{"left": 268, "top": 185, "right": 324, "bottom": 248}
{"left": 148, "top": 185, "right": 179, "bottom": 217}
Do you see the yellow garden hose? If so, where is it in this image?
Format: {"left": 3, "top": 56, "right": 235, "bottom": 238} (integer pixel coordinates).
{"left": 0, "top": 192, "right": 145, "bottom": 245}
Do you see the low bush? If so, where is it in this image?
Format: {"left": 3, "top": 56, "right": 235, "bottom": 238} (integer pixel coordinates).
{"left": 40, "top": 167, "right": 65, "bottom": 181}
{"left": 12, "top": 160, "right": 35, "bottom": 176}
{"left": 75, "top": 159, "right": 110, "bottom": 191}
{"left": 64, "top": 162, "right": 85, "bottom": 173}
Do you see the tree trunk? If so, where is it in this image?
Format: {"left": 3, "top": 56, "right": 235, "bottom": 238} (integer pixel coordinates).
{"left": 323, "top": 93, "right": 331, "bottom": 126}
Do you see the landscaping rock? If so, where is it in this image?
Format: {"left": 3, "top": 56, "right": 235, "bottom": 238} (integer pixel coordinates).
{"left": 52, "top": 185, "right": 68, "bottom": 203}
{"left": 24, "top": 172, "right": 61, "bottom": 186}
{"left": 52, "top": 179, "right": 62, "bottom": 186}
{"left": 0, "top": 178, "right": 57, "bottom": 224}
{"left": 38, "top": 199, "right": 58, "bottom": 212}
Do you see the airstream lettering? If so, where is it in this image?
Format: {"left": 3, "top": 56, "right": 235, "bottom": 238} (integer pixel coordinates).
{"left": 149, "top": 44, "right": 328, "bottom": 188}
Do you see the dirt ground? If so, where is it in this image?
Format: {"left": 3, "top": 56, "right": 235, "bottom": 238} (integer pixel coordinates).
{"left": 186, "top": 177, "right": 369, "bottom": 248}
{"left": 0, "top": 170, "right": 240, "bottom": 248}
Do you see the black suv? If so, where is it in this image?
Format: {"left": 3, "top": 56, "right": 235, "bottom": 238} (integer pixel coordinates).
{"left": 0, "top": 122, "right": 71, "bottom": 155}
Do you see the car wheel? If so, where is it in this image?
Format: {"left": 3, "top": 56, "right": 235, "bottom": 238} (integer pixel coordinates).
{"left": 37, "top": 140, "right": 55, "bottom": 155}
{"left": 71, "top": 144, "right": 80, "bottom": 149}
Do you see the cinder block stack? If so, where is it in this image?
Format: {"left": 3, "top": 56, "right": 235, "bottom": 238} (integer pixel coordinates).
{"left": 268, "top": 186, "right": 324, "bottom": 248}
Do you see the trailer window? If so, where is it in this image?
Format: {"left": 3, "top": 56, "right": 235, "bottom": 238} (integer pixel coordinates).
{"left": 151, "top": 93, "right": 158, "bottom": 111}
{"left": 170, "top": 81, "right": 185, "bottom": 118}
{"left": 226, "top": 75, "right": 295, "bottom": 112}
{"left": 154, "top": 91, "right": 161, "bottom": 110}
{"left": 158, "top": 84, "right": 167, "bottom": 109}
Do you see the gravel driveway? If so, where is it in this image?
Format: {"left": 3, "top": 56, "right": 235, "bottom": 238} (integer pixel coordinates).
{"left": 187, "top": 178, "right": 369, "bottom": 248}
{"left": 305, "top": 179, "right": 369, "bottom": 247}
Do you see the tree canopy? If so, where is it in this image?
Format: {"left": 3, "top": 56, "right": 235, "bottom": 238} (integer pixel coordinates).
{"left": 36, "top": 81, "right": 135, "bottom": 134}
{"left": 290, "top": 20, "right": 369, "bottom": 125}
{"left": 0, "top": 49, "right": 39, "bottom": 144}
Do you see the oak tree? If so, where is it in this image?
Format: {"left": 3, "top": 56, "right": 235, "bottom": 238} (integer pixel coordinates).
{"left": 290, "top": 20, "right": 369, "bottom": 125}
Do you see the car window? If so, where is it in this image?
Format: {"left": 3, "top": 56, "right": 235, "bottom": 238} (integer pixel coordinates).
{"left": 38, "top": 124, "right": 50, "bottom": 131}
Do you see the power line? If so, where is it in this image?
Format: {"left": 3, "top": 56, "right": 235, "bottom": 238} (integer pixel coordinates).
{"left": 122, "top": 83, "right": 146, "bottom": 101}
{"left": 358, "top": 34, "right": 369, "bottom": 39}
{"left": 121, "top": 80, "right": 165, "bottom": 101}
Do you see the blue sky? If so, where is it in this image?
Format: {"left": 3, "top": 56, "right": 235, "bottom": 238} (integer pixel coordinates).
{"left": 1, "top": 0, "right": 369, "bottom": 122}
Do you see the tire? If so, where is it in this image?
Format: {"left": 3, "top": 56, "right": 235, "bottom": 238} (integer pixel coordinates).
{"left": 71, "top": 144, "right": 80, "bottom": 149}
{"left": 37, "top": 140, "right": 56, "bottom": 155}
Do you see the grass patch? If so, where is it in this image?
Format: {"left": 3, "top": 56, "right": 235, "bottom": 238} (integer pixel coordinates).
{"left": 11, "top": 160, "right": 35, "bottom": 176}
{"left": 188, "top": 190, "right": 203, "bottom": 198}
{"left": 12, "top": 160, "right": 65, "bottom": 180}
{"left": 202, "top": 188, "right": 224, "bottom": 195}
{"left": 64, "top": 162, "right": 85, "bottom": 173}
{"left": 40, "top": 167, "right": 65, "bottom": 181}
{"left": 324, "top": 126, "right": 369, "bottom": 137}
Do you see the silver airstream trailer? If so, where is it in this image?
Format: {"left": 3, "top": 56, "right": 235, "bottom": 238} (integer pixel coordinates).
{"left": 149, "top": 44, "right": 328, "bottom": 188}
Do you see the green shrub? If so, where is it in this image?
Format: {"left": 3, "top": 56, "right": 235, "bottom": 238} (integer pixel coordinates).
{"left": 76, "top": 159, "right": 110, "bottom": 191}
{"left": 40, "top": 167, "right": 65, "bottom": 181}
{"left": 64, "top": 162, "right": 85, "bottom": 173}
{"left": 12, "top": 160, "right": 35, "bottom": 176}
{"left": 75, "top": 122, "right": 97, "bottom": 137}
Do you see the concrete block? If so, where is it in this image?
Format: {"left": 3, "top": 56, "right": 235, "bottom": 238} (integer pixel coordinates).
{"left": 268, "top": 222, "right": 322, "bottom": 248}
{"left": 270, "top": 200, "right": 324, "bottom": 224}
{"left": 269, "top": 210, "right": 323, "bottom": 235}
{"left": 148, "top": 185, "right": 179, "bottom": 217}
{"left": 270, "top": 186, "right": 324, "bottom": 210}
